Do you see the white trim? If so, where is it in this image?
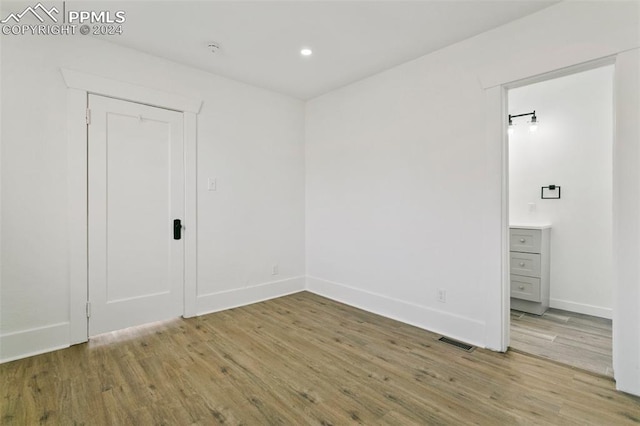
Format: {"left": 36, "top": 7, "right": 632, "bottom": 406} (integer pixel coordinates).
{"left": 0, "top": 323, "right": 69, "bottom": 363}
{"left": 501, "top": 85, "right": 511, "bottom": 352}
{"left": 479, "top": 41, "right": 635, "bottom": 89}
{"left": 195, "top": 276, "right": 306, "bottom": 316}
{"left": 63, "top": 68, "right": 199, "bottom": 346}
{"left": 483, "top": 85, "right": 510, "bottom": 352}
{"left": 307, "top": 276, "right": 486, "bottom": 348}
{"left": 67, "top": 88, "right": 89, "bottom": 345}
{"left": 183, "top": 112, "right": 198, "bottom": 317}
{"left": 502, "top": 56, "right": 617, "bottom": 91}
{"left": 549, "top": 299, "right": 612, "bottom": 320}
{"left": 61, "top": 68, "right": 202, "bottom": 113}
{"left": 611, "top": 48, "right": 640, "bottom": 395}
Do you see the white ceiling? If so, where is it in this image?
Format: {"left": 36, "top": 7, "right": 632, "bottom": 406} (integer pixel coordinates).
{"left": 12, "top": 1, "right": 558, "bottom": 99}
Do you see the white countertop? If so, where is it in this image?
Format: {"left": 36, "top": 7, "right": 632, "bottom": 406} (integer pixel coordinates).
{"left": 510, "top": 223, "right": 552, "bottom": 230}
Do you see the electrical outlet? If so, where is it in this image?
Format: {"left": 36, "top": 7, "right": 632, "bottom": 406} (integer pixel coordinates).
{"left": 437, "top": 289, "right": 446, "bottom": 303}
{"left": 272, "top": 264, "right": 279, "bottom": 275}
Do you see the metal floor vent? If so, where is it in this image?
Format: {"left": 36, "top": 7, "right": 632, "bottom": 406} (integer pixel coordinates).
{"left": 437, "top": 336, "right": 475, "bottom": 352}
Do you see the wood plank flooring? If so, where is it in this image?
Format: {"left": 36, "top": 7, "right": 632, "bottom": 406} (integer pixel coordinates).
{"left": 2, "top": 292, "right": 639, "bottom": 425}
{"left": 510, "top": 308, "right": 613, "bottom": 377}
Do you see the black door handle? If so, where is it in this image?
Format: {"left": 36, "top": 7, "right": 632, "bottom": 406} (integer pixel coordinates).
{"left": 173, "top": 219, "right": 182, "bottom": 240}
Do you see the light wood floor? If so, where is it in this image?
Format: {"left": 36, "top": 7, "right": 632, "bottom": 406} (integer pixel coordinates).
{"left": 2, "top": 292, "right": 639, "bottom": 425}
{"left": 510, "top": 308, "right": 613, "bottom": 377}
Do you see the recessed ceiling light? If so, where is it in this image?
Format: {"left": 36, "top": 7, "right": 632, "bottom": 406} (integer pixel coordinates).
{"left": 300, "top": 48, "right": 312, "bottom": 57}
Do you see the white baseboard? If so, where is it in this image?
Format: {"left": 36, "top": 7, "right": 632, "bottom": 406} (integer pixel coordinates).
{"left": 549, "top": 298, "right": 612, "bottom": 319}
{"left": 195, "top": 276, "right": 306, "bottom": 316}
{"left": 306, "top": 276, "right": 486, "bottom": 348}
{"left": 0, "top": 322, "right": 70, "bottom": 363}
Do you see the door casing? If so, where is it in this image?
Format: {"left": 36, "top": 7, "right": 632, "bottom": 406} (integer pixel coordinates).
{"left": 485, "top": 51, "right": 640, "bottom": 395}
{"left": 63, "top": 69, "right": 201, "bottom": 343}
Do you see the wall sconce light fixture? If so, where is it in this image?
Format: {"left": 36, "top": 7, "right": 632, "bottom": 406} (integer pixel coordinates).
{"left": 508, "top": 110, "right": 538, "bottom": 135}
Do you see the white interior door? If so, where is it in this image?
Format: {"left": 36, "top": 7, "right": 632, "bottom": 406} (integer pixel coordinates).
{"left": 88, "top": 94, "right": 184, "bottom": 336}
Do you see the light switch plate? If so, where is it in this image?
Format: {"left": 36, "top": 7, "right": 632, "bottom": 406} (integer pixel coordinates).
{"left": 208, "top": 177, "right": 216, "bottom": 191}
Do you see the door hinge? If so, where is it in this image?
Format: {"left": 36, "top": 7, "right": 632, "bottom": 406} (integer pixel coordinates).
{"left": 86, "top": 108, "right": 91, "bottom": 125}
{"left": 86, "top": 302, "right": 91, "bottom": 318}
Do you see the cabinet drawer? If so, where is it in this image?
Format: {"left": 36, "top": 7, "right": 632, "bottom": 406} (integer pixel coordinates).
{"left": 510, "top": 252, "right": 541, "bottom": 277}
{"left": 510, "top": 275, "right": 541, "bottom": 302}
{"left": 510, "top": 228, "right": 541, "bottom": 253}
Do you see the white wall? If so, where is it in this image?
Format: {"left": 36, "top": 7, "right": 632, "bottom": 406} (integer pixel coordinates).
{"left": 305, "top": 0, "right": 639, "bottom": 384}
{"left": 0, "top": 35, "right": 305, "bottom": 360}
{"left": 509, "top": 66, "right": 614, "bottom": 318}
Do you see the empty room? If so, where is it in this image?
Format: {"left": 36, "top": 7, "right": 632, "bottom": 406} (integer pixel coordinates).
{"left": 1, "top": 1, "right": 639, "bottom": 424}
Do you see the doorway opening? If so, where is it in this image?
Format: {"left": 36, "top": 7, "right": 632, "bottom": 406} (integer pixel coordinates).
{"left": 506, "top": 64, "right": 614, "bottom": 377}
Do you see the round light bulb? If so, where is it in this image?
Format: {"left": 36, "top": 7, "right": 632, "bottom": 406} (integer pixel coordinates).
{"left": 508, "top": 126, "right": 514, "bottom": 136}
{"left": 300, "top": 48, "right": 312, "bottom": 56}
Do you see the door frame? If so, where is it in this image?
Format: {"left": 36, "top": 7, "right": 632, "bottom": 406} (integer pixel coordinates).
{"left": 484, "top": 49, "right": 640, "bottom": 394}
{"left": 62, "top": 68, "right": 202, "bottom": 344}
